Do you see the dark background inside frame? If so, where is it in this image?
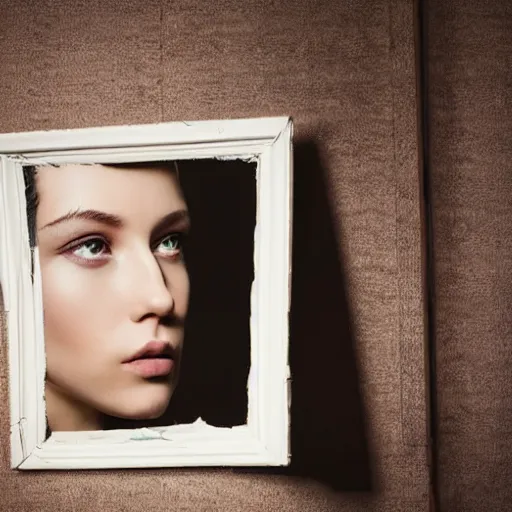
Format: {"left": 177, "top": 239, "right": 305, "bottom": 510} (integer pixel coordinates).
{"left": 105, "top": 158, "right": 256, "bottom": 429}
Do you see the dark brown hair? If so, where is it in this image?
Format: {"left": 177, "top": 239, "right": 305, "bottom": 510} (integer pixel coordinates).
{"left": 23, "top": 165, "right": 39, "bottom": 249}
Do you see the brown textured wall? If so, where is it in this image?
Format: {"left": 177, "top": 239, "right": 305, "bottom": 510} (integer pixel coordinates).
{"left": 0, "top": 1, "right": 427, "bottom": 511}
{"left": 427, "top": 1, "right": 512, "bottom": 511}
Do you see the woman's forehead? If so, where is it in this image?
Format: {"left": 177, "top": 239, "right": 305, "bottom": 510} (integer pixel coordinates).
{"left": 36, "top": 163, "right": 185, "bottom": 223}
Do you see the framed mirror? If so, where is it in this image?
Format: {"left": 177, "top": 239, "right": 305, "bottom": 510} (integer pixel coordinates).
{"left": 0, "top": 117, "right": 293, "bottom": 469}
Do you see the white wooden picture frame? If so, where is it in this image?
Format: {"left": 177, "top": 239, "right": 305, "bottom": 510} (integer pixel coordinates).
{"left": 0, "top": 116, "right": 293, "bottom": 470}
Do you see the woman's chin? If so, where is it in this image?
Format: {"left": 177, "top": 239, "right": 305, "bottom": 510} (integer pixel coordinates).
{"left": 103, "top": 389, "right": 173, "bottom": 421}
{"left": 107, "top": 403, "right": 169, "bottom": 421}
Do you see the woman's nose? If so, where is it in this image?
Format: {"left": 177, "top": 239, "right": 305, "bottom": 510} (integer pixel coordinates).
{"left": 128, "top": 250, "right": 175, "bottom": 322}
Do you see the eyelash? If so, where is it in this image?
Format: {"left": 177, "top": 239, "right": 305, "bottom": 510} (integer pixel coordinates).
{"left": 63, "top": 233, "right": 186, "bottom": 265}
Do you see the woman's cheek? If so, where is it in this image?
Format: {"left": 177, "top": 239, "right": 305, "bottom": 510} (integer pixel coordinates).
{"left": 42, "top": 261, "right": 100, "bottom": 352}
{"left": 174, "top": 264, "right": 190, "bottom": 314}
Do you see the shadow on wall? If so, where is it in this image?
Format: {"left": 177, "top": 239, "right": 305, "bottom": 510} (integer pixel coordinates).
{"left": 240, "top": 139, "right": 373, "bottom": 492}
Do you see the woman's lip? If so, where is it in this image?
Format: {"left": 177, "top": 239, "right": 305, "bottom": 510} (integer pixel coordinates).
{"left": 123, "top": 340, "right": 172, "bottom": 363}
{"left": 122, "top": 358, "right": 174, "bottom": 378}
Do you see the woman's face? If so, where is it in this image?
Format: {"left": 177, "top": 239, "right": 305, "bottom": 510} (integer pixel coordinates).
{"left": 36, "top": 163, "right": 190, "bottom": 424}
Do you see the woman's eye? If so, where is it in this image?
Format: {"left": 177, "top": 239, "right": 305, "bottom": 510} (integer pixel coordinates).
{"left": 156, "top": 234, "right": 182, "bottom": 256}
{"left": 71, "top": 238, "right": 109, "bottom": 259}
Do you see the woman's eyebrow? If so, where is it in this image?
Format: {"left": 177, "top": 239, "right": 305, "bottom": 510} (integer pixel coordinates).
{"left": 151, "top": 209, "right": 190, "bottom": 237}
{"left": 39, "top": 209, "right": 124, "bottom": 231}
